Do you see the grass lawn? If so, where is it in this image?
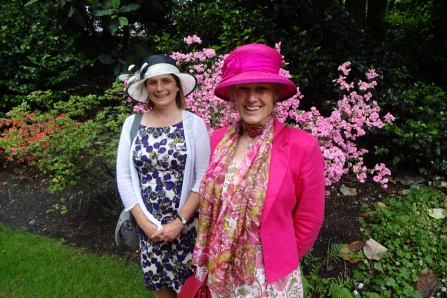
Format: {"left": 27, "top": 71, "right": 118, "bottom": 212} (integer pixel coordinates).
{"left": 0, "top": 224, "right": 154, "bottom": 298}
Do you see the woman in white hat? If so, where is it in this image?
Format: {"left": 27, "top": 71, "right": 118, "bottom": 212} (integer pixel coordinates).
{"left": 116, "top": 55, "right": 210, "bottom": 297}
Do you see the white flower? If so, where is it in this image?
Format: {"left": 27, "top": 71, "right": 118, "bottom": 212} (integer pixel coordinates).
{"left": 358, "top": 283, "right": 364, "bottom": 289}
{"left": 395, "top": 262, "right": 400, "bottom": 266}
{"left": 353, "top": 290, "right": 359, "bottom": 295}
{"left": 442, "top": 287, "right": 446, "bottom": 292}
{"left": 419, "top": 260, "right": 423, "bottom": 266}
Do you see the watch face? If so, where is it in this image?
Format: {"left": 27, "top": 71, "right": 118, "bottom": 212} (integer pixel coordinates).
{"left": 178, "top": 215, "right": 186, "bottom": 224}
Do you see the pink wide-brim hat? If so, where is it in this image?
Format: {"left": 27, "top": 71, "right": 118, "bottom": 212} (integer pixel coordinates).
{"left": 214, "top": 43, "right": 297, "bottom": 102}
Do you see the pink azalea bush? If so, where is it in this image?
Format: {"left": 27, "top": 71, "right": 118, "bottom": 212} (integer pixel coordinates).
{"left": 121, "top": 36, "right": 394, "bottom": 188}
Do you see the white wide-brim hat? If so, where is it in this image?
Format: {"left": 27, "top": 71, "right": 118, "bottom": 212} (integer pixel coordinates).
{"left": 125, "top": 55, "right": 197, "bottom": 103}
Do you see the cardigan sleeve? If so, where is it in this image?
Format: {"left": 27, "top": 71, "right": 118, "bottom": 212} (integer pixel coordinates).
{"left": 293, "top": 136, "right": 326, "bottom": 259}
{"left": 191, "top": 116, "right": 211, "bottom": 192}
{"left": 116, "top": 115, "right": 138, "bottom": 211}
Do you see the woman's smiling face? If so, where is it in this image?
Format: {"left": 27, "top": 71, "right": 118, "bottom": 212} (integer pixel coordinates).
{"left": 233, "top": 83, "right": 276, "bottom": 124}
{"left": 145, "top": 74, "right": 179, "bottom": 108}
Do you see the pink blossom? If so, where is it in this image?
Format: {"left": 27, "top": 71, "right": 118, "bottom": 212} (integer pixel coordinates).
{"left": 119, "top": 40, "right": 393, "bottom": 188}
{"left": 184, "top": 35, "right": 202, "bottom": 45}
{"left": 384, "top": 113, "right": 395, "bottom": 123}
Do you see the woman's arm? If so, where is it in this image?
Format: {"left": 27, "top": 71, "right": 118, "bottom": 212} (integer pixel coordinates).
{"left": 191, "top": 116, "right": 211, "bottom": 191}
{"left": 116, "top": 116, "right": 160, "bottom": 240}
{"left": 152, "top": 191, "right": 200, "bottom": 241}
{"left": 152, "top": 116, "right": 210, "bottom": 241}
{"left": 116, "top": 116, "right": 139, "bottom": 211}
{"left": 131, "top": 204, "right": 160, "bottom": 240}
{"left": 293, "top": 137, "right": 326, "bottom": 259}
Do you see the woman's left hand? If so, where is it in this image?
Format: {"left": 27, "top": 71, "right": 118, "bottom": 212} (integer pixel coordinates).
{"left": 151, "top": 218, "right": 184, "bottom": 243}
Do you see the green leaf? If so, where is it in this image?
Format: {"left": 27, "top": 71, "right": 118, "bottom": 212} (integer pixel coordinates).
{"left": 98, "top": 54, "right": 116, "bottom": 65}
{"left": 73, "top": 10, "right": 86, "bottom": 28}
{"left": 68, "top": 5, "right": 75, "bottom": 17}
{"left": 91, "top": 9, "right": 112, "bottom": 16}
{"left": 397, "top": 267, "right": 411, "bottom": 280}
{"left": 108, "top": 0, "right": 120, "bottom": 9}
{"left": 118, "top": 17, "right": 128, "bottom": 26}
{"left": 24, "top": 0, "right": 39, "bottom": 7}
{"left": 134, "top": 44, "right": 149, "bottom": 59}
{"left": 108, "top": 18, "right": 119, "bottom": 35}
{"left": 120, "top": 4, "right": 140, "bottom": 13}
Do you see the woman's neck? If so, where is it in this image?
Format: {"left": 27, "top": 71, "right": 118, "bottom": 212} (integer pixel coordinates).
{"left": 149, "top": 106, "right": 182, "bottom": 127}
{"left": 241, "top": 120, "right": 267, "bottom": 138}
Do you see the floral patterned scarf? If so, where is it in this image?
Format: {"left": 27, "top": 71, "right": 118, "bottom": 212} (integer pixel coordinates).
{"left": 192, "top": 115, "right": 275, "bottom": 296}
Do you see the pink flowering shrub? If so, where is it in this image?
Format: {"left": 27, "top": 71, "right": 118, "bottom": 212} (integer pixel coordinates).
{"left": 121, "top": 36, "right": 394, "bottom": 188}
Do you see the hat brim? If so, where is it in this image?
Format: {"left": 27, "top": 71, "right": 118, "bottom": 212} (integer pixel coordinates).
{"left": 214, "top": 71, "right": 297, "bottom": 102}
{"left": 126, "top": 73, "right": 197, "bottom": 103}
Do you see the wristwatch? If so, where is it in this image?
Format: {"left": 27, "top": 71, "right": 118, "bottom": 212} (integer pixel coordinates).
{"left": 177, "top": 214, "right": 187, "bottom": 225}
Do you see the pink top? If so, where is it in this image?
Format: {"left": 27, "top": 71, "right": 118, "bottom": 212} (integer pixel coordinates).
{"left": 209, "top": 120, "right": 325, "bottom": 282}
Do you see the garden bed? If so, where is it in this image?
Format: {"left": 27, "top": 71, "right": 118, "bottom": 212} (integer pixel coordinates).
{"left": 0, "top": 156, "right": 406, "bottom": 278}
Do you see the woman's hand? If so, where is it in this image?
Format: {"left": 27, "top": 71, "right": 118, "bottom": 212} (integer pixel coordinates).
{"left": 139, "top": 221, "right": 160, "bottom": 240}
{"left": 151, "top": 218, "right": 185, "bottom": 242}
{"left": 130, "top": 204, "right": 163, "bottom": 241}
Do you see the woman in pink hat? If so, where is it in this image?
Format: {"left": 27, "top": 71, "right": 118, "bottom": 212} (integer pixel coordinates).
{"left": 191, "top": 44, "right": 325, "bottom": 297}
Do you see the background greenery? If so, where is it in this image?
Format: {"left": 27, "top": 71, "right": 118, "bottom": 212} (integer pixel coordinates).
{"left": 1, "top": 0, "right": 446, "bottom": 206}
{"left": 1, "top": 1, "right": 447, "bottom": 297}
{"left": 2, "top": 0, "right": 446, "bottom": 176}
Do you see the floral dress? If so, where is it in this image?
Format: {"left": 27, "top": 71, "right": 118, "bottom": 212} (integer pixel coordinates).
{"left": 133, "top": 122, "right": 198, "bottom": 293}
{"left": 196, "top": 157, "right": 304, "bottom": 298}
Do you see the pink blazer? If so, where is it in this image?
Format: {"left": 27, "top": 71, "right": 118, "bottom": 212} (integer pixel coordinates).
{"left": 209, "top": 120, "right": 325, "bottom": 282}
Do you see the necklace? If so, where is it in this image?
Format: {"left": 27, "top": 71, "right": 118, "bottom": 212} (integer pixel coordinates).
{"left": 246, "top": 134, "right": 254, "bottom": 149}
{"left": 153, "top": 110, "right": 180, "bottom": 127}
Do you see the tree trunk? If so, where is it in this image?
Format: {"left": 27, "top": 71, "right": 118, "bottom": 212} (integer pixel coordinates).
{"left": 367, "top": 0, "right": 388, "bottom": 29}
{"left": 345, "top": 0, "right": 367, "bottom": 28}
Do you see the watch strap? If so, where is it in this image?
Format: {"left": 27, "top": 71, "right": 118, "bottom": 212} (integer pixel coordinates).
{"left": 177, "top": 214, "right": 187, "bottom": 225}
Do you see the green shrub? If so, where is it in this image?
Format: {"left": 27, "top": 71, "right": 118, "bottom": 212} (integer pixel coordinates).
{"left": 0, "top": 0, "right": 93, "bottom": 112}
{"left": 377, "top": 82, "right": 447, "bottom": 175}
{"left": 302, "top": 244, "right": 355, "bottom": 298}
{"left": 356, "top": 186, "right": 447, "bottom": 297}
{"left": 0, "top": 82, "right": 132, "bottom": 214}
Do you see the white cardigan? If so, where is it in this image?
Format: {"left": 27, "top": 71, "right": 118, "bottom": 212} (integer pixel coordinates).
{"left": 116, "top": 110, "right": 210, "bottom": 229}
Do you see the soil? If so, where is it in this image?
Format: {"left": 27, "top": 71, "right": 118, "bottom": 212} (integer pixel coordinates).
{"left": 0, "top": 155, "right": 408, "bottom": 279}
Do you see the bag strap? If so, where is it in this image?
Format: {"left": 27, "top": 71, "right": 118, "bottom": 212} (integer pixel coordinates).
{"left": 130, "top": 113, "right": 143, "bottom": 144}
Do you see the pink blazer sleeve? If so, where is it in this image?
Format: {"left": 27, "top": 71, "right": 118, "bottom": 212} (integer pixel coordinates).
{"left": 293, "top": 135, "right": 325, "bottom": 259}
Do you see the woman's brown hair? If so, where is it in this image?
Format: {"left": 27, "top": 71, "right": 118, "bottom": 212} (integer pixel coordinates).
{"left": 144, "top": 74, "right": 187, "bottom": 110}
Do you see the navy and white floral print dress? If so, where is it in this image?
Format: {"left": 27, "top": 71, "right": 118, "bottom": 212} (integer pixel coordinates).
{"left": 132, "top": 121, "right": 198, "bottom": 292}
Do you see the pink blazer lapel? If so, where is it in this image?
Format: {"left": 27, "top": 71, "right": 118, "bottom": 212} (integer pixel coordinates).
{"left": 262, "top": 121, "right": 289, "bottom": 223}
